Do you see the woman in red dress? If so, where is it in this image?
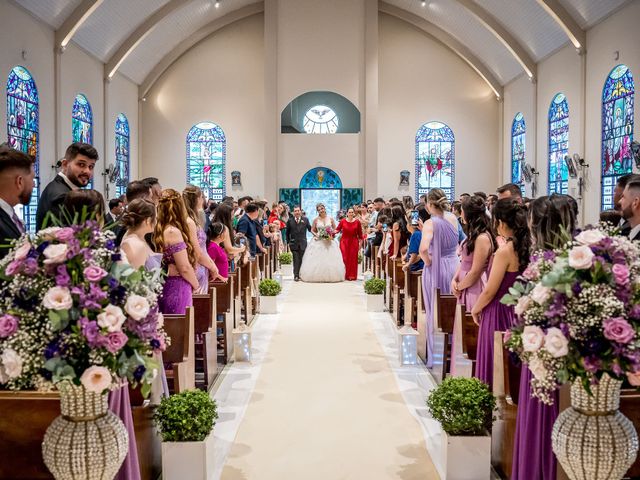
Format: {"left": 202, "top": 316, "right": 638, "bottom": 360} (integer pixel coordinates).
{"left": 336, "top": 207, "right": 363, "bottom": 281}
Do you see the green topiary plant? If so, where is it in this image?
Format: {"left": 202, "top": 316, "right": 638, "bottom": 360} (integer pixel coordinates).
{"left": 259, "top": 278, "right": 282, "bottom": 296}
{"left": 153, "top": 390, "right": 218, "bottom": 442}
{"left": 364, "top": 278, "right": 386, "bottom": 295}
{"left": 426, "top": 377, "right": 496, "bottom": 436}
{"left": 278, "top": 252, "right": 293, "bottom": 265}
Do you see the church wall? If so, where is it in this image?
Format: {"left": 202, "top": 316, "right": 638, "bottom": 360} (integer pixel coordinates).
{"left": 378, "top": 13, "right": 500, "bottom": 201}
{"left": 141, "top": 14, "right": 265, "bottom": 198}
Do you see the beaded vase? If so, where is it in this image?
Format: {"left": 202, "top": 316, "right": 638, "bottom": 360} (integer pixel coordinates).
{"left": 42, "top": 381, "right": 128, "bottom": 480}
{"left": 552, "top": 374, "right": 638, "bottom": 480}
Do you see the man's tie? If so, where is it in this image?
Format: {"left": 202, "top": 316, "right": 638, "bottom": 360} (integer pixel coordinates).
{"left": 11, "top": 212, "right": 25, "bottom": 235}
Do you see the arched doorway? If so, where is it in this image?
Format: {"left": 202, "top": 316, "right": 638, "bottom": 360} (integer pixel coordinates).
{"left": 299, "top": 167, "right": 342, "bottom": 221}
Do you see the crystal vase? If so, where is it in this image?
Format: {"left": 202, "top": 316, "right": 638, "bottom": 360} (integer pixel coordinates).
{"left": 42, "top": 381, "right": 128, "bottom": 480}
{"left": 552, "top": 374, "right": 638, "bottom": 480}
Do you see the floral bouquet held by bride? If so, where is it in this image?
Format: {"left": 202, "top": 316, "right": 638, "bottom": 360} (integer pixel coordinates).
{"left": 316, "top": 226, "right": 335, "bottom": 241}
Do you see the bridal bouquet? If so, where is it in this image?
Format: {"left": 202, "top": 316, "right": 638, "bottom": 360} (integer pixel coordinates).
{"left": 316, "top": 226, "right": 335, "bottom": 241}
{"left": 0, "top": 221, "right": 167, "bottom": 397}
{"left": 502, "top": 226, "right": 640, "bottom": 404}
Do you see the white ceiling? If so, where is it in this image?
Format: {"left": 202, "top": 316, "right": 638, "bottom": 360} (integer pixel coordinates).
{"left": 11, "top": 0, "right": 632, "bottom": 88}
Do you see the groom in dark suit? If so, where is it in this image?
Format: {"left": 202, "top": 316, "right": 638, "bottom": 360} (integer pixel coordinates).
{"left": 286, "top": 205, "right": 311, "bottom": 281}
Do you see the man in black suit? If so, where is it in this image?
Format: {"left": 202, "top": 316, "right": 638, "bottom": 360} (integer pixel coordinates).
{"left": 0, "top": 147, "right": 35, "bottom": 259}
{"left": 105, "top": 197, "right": 124, "bottom": 226}
{"left": 286, "top": 205, "right": 311, "bottom": 281}
{"left": 619, "top": 180, "right": 640, "bottom": 241}
{"left": 36, "top": 142, "right": 98, "bottom": 230}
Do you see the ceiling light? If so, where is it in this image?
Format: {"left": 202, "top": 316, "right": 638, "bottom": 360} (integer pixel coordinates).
{"left": 421, "top": 1, "right": 426, "bottom": 6}
{"left": 215, "top": 1, "right": 220, "bottom": 8}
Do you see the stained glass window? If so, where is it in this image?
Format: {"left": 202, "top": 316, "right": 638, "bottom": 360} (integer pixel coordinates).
{"left": 511, "top": 113, "right": 526, "bottom": 191}
{"left": 415, "top": 121, "right": 455, "bottom": 201}
{"left": 186, "top": 122, "right": 225, "bottom": 201}
{"left": 6, "top": 66, "right": 38, "bottom": 232}
{"left": 548, "top": 94, "right": 569, "bottom": 195}
{"left": 601, "top": 64, "right": 634, "bottom": 211}
{"left": 303, "top": 105, "right": 338, "bottom": 134}
{"left": 72, "top": 94, "right": 94, "bottom": 188}
{"left": 115, "top": 113, "right": 129, "bottom": 197}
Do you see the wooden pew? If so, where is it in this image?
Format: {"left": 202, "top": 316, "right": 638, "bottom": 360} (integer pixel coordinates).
{"left": 228, "top": 269, "right": 242, "bottom": 328}
{"left": 372, "top": 245, "right": 380, "bottom": 278}
{"left": 211, "top": 279, "right": 235, "bottom": 364}
{"left": 384, "top": 254, "right": 392, "bottom": 311}
{"left": 461, "top": 309, "right": 479, "bottom": 375}
{"left": 416, "top": 275, "right": 428, "bottom": 364}
{"left": 404, "top": 269, "right": 421, "bottom": 329}
{"left": 192, "top": 290, "right": 218, "bottom": 390}
{"left": 239, "top": 261, "right": 253, "bottom": 325}
{"left": 430, "top": 289, "right": 458, "bottom": 383}
{"left": 392, "top": 259, "right": 405, "bottom": 326}
{"left": 163, "top": 306, "right": 195, "bottom": 392}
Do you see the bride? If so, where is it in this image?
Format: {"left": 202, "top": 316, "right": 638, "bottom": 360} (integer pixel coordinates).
{"left": 299, "top": 203, "right": 345, "bottom": 283}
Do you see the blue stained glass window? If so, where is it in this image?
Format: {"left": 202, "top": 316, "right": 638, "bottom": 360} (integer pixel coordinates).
{"left": 6, "top": 66, "right": 38, "bottom": 232}
{"left": 548, "top": 94, "right": 569, "bottom": 195}
{"left": 186, "top": 122, "right": 226, "bottom": 201}
{"left": 72, "top": 93, "right": 94, "bottom": 188}
{"left": 115, "top": 113, "right": 129, "bottom": 197}
{"left": 299, "top": 167, "right": 343, "bottom": 189}
{"left": 511, "top": 113, "right": 526, "bottom": 191}
{"left": 415, "top": 121, "right": 455, "bottom": 202}
{"left": 601, "top": 64, "right": 634, "bottom": 211}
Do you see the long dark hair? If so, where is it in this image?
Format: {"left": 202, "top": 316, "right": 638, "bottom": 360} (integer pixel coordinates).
{"left": 492, "top": 198, "right": 530, "bottom": 271}
{"left": 529, "top": 195, "right": 576, "bottom": 250}
{"left": 462, "top": 195, "right": 495, "bottom": 255}
{"left": 211, "top": 202, "right": 235, "bottom": 244}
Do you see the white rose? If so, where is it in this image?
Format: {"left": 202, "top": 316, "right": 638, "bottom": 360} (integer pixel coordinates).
{"left": 124, "top": 294, "right": 150, "bottom": 321}
{"left": 568, "top": 245, "right": 594, "bottom": 270}
{"left": 96, "top": 305, "right": 126, "bottom": 332}
{"left": 575, "top": 229, "right": 605, "bottom": 246}
{"left": 80, "top": 366, "right": 112, "bottom": 393}
{"left": 528, "top": 356, "right": 547, "bottom": 380}
{"left": 157, "top": 312, "right": 164, "bottom": 329}
{"left": 42, "top": 243, "right": 68, "bottom": 265}
{"left": 522, "top": 325, "right": 545, "bottom": 352}
{"left": 38, "top": 227, "right": 61, "bottom": 241}
{"left": 42, "top": 286, "right": 73, "bottom": 310}
{"left": 530, "top": 284, "right": 552, "bottom": 305}
{"left": 514, "top": 295, "right": 532, "bottom": 316}
{"left": 544, "top": 327, "right": 569, "bottom": 358}
{"left": 0, "top": 365, "right": 8, "bottom": 384}
{"left": 1, "top": 348, "right": 23, "bottom": 379}
{"left": 13, "top": 242, "right": 31, "bottom": 261}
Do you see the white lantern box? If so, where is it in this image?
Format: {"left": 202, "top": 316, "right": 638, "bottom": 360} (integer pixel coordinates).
{"left": 233, "top": 321, "right": 252, "bottom": 363}
{"left": 281, "top": 264, "right": 293, "bottom": 277}
{"left": 161, "top": 432, "right": 215, "bottom": 480}
{"left": 273, "top": 271, "right": 283, "bottom": 287}
{"left": 363, "top": 270, "right": 374, "bottom": 282}
{"left": 366, "top": 293, "right": 385, "bottom": 312}
{"left": 398, "top": 325, "right": 419, "bottom": 365}
{"left": 440, "top": 431, "right": 491, "bottom": 480}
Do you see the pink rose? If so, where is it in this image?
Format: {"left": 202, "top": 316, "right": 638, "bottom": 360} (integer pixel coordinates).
{"left": 544, "top": 327, "right": 569, "bottom": 358}
{"left": 5, "top": 260, "right": 21, "bottom": 276}
{"left": 568, "top": 245, "right": 594, "bottom": 270}
{"left": 84, "top": 266, "right": 107, "bottom": 283}
{"left": 0, "top": 314, "right": 19, "bottom": 338}
{"left": 105, "top": 331, "right": 128, "bottom": 353}
{"left": 503, "top": 330, "right": 512, "bottom": 343}
{"left": 514, "top": 295, "right": 532, "bottom": 316}
{"left": 13, "top": 242, "right": 31, "bottom": 261}
{"left": 42, "top": 244, "right": 68, "bottom": 265}
{"left": 575, "top": 229, "right": 605, "bottom": 246}
{"left": 55, "top": 227, "right": 75, "bottom": 242}
{"left": 603, "top": 317, "right": 635, "bottom": 344}
{"left": 612, "top": 264, "right": 630, "bottom": 286}
{"left": 522, "top": 263, "right": 540, "bottom": 281}
{"left": 626, "top": 371, "right": 640, "bottom": 387}
{"left": 522, "top": 326, "right": 545, "bottom": 352}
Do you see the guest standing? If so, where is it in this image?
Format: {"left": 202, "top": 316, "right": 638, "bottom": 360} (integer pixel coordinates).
{"left": 472, "top": 199, "right": 530, "bottom": 389}
{"left": 336, "top": 207, "right": 363, "bottom": 281}
{"left": 211, "top": 202, "right": 246, "bottom": 263}
{"left": 63, "top": 190, "right": 105, "bottom": 224}
{"left": 285, "top": 206, "right": 312, "bottom": 281}
{"left": 120, "top": 199, "right": 159, "bottom": 270}
{"left": 419, "top": 189, "right": 460, "bottom": 368}
{"left": 206, "top": 222, "right": 229, "bottom": 280}
{"left": 154, "top": 189, "right": 199, "bottom": 314}
{"left": 236, "top": 203, "right": 260, "bottom": 257}
{"left": 105, "top": 197, "right": 124, "bottom": 225}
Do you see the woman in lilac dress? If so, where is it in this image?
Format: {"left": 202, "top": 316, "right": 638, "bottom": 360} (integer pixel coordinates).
{"left": 472, "top": 199, "right": 530, "bottom": 389}
{"left": 511, "top": 195, "right": 575, "bottom": 480}
{"left": 419, "top": 188, "right": 460, "bottom": 368}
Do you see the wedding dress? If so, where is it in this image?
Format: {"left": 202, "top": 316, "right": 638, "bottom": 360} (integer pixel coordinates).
{"left": 299, "top": 216, "right": 345, "bottom": 283}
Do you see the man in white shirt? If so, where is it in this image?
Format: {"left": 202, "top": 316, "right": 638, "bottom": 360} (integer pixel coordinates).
{"left": 619, "top": 179, "right": 640, "bottom": 241}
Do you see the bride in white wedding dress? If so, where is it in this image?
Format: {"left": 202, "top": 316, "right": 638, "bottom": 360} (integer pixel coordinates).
{"left": 299, "top": 203, "right": 345, "bottom": 283}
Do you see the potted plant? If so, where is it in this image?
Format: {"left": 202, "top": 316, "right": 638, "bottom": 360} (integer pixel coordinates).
{"left": 259, "top": 278, "right": 282, "bottom": 314}
{"left": 154, "top": 390, "right": 218, "bottom": 480}
{"left": 278, "top": 252, "right": 293, "bottom": 277}
{"left": 364, "top": 278, "right": 386, "bottom": 312}
{"left": 426, "top": 377, "right": 495, "bottom": 480}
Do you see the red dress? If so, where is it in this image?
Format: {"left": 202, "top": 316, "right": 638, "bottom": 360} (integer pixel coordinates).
{"left": 336, "top": 219, "right": 363, "bottom": 280}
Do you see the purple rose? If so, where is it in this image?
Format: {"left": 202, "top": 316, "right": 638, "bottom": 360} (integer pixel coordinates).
{"left": 583, "top": 356, "right": 601, "bottom": 373}
{"left": 0, "top": 314, "right": 19, "bottom": 338}
{"left": 55, "top": 227, "right": 75, "bottom": 242}
{"left": 612, "top": 264, "right": 630, "bottom": 286}
{"left": 79, "top": 317, "right": 102, "bottom": 347}
{"left": 5, "top": 260, "right": 22, "bottom": 276}
{"left": 604, "top": 317, "right": 636, "bottom": 344}
{"left": 105, "top": 331, "right": 128, "bottom": 353}
{"left": 84, "top": 266, "right": 107, "bottom": 283}
{"left": 56, "top": 265, "right": 71, "bottom": 287}
{"left": 23, "top": 258, "right": 38, "bottom": 275}
{"left": 630, "top": 305, "right": 640, "bottom": 320}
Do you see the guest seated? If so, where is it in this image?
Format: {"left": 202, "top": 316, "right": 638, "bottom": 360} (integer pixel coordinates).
{"left": 206, "top": 222, "right": 229, "bottom": 281}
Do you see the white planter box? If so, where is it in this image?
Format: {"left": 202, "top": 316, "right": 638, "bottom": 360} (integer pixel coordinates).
{"left": 366, "top": 293, "right": 385, "bottom": 312}
{"left": 441, "top": 431, "right": 491, "bottom": 480}
{"left": 162, "top": 432, "right": 215, "bottom": 480}
{"left": 260, "top": 295, "right": 278, "bottom": 314}
{"left": 281, "top": 264, "right": 293, "bottom": 277}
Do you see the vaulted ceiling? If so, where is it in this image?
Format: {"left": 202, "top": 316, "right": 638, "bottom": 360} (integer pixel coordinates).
{"left": 12, "top": 0, "right": 632, "bottom": 97}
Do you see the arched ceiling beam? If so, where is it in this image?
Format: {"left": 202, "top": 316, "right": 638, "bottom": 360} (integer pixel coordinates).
{"left": 379, "top": 2, "right": 503, "bottom": 100}
{"left": 55, "top": 0, "right": 105, "bottom": 51}
{"left": 105, "top": 0, "right": 193, "bottom": 80}
{"left": 535, "top": 0, "right": 585, "bottom": 52}
{"left": 455, "top": 0, "right": 536, "bottom": 80}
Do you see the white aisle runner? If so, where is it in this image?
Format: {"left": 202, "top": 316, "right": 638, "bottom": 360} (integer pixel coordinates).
{"left": 214, "top": 281, "right": 439, "bottom": 480}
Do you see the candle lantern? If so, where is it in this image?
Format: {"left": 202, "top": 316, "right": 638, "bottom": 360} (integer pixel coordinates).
{"left": 398, "top": 325, "right": 419, "bottom": 365}
{"left": 363, "top": 270, "right": 374, "bottom": 282}
{"left": 273, "top": 271, "right": 283, "bottom": 287}
{"left": 233, "top": 320, "right": 252, "bottom": 363}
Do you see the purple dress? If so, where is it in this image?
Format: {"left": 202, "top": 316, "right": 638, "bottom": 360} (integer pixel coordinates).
{"left": 475, "top": 262, "right": 520, "bottom": 389}
{"left": 511, "top": 371, "right": 558, "bottom": 479}
{"left": 159, "top": 242, "right": 194, "bottom": 315}
{"left": 109, "top": 386, "right": 141, "bottom": 480}
{"left": 196, "top": 227, "right": 209, "bottom": 292}
{"left": 422, "top": 215, "right": 460, "bottom": 368}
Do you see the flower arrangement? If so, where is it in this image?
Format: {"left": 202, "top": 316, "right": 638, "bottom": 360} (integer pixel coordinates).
{"left": 502, "top": 226, "right": 640, "bottom": 404}
{"left": 316, "top": 226, "right": 335, "bottom": 241}
{"left": 0, "top": 221, "right": 167, "bottom": 397}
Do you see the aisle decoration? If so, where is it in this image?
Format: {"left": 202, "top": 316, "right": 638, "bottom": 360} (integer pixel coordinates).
{"left": 364, "top": 278, "right": 385, "bottom": 312}
{"left": 0, "top": 221, "right": 167, "bottom": 480}
{"left": 258, "top": 278, "right": 281, "bottom": 314}
{"left": 502, "top": 225, "right": 639, "bottom": 479}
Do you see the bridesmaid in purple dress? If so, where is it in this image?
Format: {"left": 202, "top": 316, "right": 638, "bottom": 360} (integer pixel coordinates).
{"left": 472, "top": 199, "right": 530, "bottom": 389}
{"left": 419, "top": 188, "right": 460, "bottom": 368}
{"left": 511, "top": 195, "right": 576, "bottom": 480}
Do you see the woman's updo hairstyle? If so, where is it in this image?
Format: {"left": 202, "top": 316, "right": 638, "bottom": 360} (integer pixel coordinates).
{"left": 492, "top": 198, "right": 531, "bottom": 271}
{"left": 316, "top": 203, "right": 326, "bottom": 213}
{"left": 426, "top": 188, "right": 451, "bottom": 212}
{"left": 121, "top": 198, "right": 156, "bottom": 230}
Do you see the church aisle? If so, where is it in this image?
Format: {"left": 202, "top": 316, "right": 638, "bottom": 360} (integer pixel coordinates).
{"left": 219, "top": 280, "right": 439, "bottom": 479}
